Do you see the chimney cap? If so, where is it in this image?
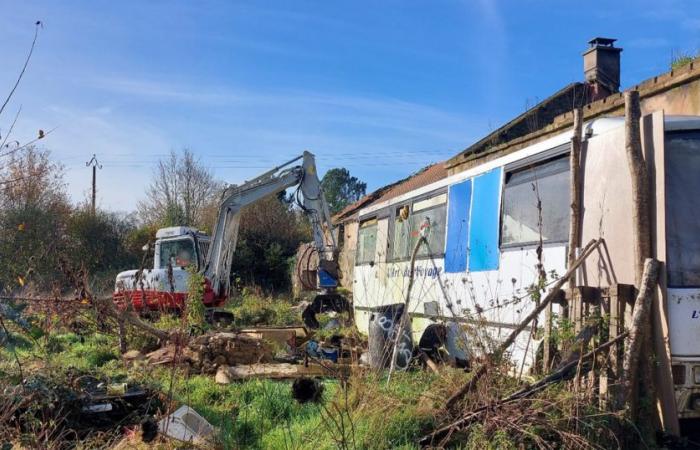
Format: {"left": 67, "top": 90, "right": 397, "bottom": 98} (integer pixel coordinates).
{"left": 588, "top": 37, "right": 619, "bottom": 48}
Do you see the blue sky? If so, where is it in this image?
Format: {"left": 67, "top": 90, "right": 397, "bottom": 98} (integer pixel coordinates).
{"left": 2, "top": 0, "right": 699, "bottom": 211}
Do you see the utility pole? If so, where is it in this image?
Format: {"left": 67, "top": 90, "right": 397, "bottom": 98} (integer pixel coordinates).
{"left": 85, "top": 154, "right": 102, "bottom": 214}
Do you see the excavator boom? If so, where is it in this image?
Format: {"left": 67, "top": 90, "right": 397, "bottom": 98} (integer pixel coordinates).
{"left": 203, "top": 151, "right": 338, "bottom": 299}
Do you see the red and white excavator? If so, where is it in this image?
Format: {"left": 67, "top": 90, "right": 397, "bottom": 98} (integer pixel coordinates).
{"left": 113, "top": 151, "right": 346, "bottom": 326}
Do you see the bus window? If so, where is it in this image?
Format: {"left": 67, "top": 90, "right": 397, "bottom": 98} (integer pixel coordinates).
{"left": 356, "top": 218, "right": 378, "bottom": 265}
{"left": 412, "top": 193, "right": 447, "bottom": 257}
{"left": 666, "top": 130, "right": 700, "bottom": 286}
{"left": 501, "top": 156, "right": 570, "bottom": 247}
{"left": 391, "top": 193, "right": 447, "bottom": 260}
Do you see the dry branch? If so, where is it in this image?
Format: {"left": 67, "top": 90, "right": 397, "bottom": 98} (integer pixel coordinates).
{"left": 387, "top": 235, "right": 426, "bottom": 382}
{"left": 420, "top": 331, "right": 629, "bottom": 446}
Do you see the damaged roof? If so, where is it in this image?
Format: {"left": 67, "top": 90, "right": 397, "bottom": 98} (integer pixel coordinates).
{"left": 447, "top": 82, "right": 593, "bottom": 168}
{"left": 333, "top": 162, "right": 447, "bottom": 223}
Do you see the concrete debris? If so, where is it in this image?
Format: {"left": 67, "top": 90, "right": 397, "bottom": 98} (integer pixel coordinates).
{"left": 189, "top": 332, "right": 273, "bottom": 373}
{"left": 214, "top": 362, "right": 348, "bottom": 381}
{"left": 144, "top": 331, "right": 275, "bottom": 373}
{"left": 158, "top": 405, "right": 215, "bottom": 444}
{"left": 122, "top": 349, "right": 145, "bottom": 361}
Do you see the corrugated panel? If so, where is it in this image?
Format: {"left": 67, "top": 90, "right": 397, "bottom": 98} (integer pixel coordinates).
{"left": 445, "top": 180, "right": 471, "bottom": 273}
{"left": 468, "top": 168, "right": 502, "bottom": 272}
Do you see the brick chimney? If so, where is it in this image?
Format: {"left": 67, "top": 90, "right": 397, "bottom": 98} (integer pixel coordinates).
{"left": 583, "top": 37, "right": 622, "bottom": 100}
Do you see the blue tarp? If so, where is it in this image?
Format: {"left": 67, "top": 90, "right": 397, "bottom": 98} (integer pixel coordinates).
{"left": 444, "top": 180, "right": 471, "bottom": 273}
{"left": 468, "top": 168, "right": 502, "bottom": 272}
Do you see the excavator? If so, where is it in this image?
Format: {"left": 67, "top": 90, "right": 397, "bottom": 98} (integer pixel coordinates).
{"left": 113, "top": 151, "right": 348, "bottom": 327}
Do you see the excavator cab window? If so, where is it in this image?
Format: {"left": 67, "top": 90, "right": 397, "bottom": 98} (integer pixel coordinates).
{"left": 159, "top": 238, "right": 196, "bottom": 269}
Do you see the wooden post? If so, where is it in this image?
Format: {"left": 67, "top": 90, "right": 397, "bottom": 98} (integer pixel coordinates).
{"left": 544, "top": 107, "right": 583, "bottom": 372}
{"left": 624, "top": 91, "right": 656, "bottom": 433}
{"left": 85, "top": 154, "right": 102, "bottom": 214}
{"left": 624, "top": 91, "right": 652, "bottom": 283}
{"left": 568, "top": 108, "right": 584, "bottom": 285}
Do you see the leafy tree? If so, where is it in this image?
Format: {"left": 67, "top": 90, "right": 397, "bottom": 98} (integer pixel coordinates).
{"left": 0, "top": 146, "right": 71, "bottom": 291}
{"left": 138, "top": 148, "right": 222, "bottom": 230}
{"left": 65, "top": 209, "right": 140, "bottom": 277}
{"left": 320, "top": 168, "right": 367, "bottom": 215}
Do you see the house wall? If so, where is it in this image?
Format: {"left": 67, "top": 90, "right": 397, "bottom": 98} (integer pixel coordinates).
{"left": 578, "top": 125, "right": 636, "bottom": 287}
{"left": 338, "top": 220, "right": 358, "bottom": 288}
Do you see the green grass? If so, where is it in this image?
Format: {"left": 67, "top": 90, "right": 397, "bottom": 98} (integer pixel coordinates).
{"left": 227, "top": 293, "right": 299, "bottom": 327}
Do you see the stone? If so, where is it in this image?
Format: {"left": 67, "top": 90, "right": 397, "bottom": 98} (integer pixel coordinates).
{"left": 215, "top": 365, "right": 231, "bottom": 384}
{"left": 123, "top": 350, "right": 144, "bottom": 361}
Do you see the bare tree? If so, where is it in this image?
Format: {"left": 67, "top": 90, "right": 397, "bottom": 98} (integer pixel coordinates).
{"left": 138, "top": 148, "right": 222, "bottom": 229}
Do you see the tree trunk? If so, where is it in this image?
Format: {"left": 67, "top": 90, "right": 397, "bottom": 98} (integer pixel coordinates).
{"left": 624, "top": 91, "right": 652, "bottom": 284}
{"left": 624, "top": 91, "right": 656, "bottom": 432}
{"left": 622, "top": 258, "right": 659, "bottom": 418}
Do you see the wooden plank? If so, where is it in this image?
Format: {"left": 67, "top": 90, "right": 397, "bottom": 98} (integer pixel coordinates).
{"left": 218, "top": 362, "right": 351, "bottom": 381}
{"left": 644, "top": 109, "right": 680, "bottom": 435}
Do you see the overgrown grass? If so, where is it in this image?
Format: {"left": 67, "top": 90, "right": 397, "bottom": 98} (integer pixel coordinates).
{"left": 227, "top": 292, "right": 299, "bottom": 327}
{"left": 671, "top": 50, "right": 699, "bottom": 70}
{"left": 1, "top": 294, "right": 631, "bottom": 449}
{"left": 1, "top": 325, "right": 452, "bottom": 449}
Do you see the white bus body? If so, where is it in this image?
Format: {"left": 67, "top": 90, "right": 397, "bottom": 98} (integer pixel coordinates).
{"left": 351, "top": 114, "right": 700, "bottom": 418}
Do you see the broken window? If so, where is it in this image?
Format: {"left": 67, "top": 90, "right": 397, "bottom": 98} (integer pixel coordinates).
{"left": 666, "top": 130, "right": 700, "bottom": 286}
{"left": 391, "top": 193, "right": 447, "bottom": 260}
{"left": 356, "top": 218, "right": 378, "bottom": 265}
{"left": 392, "top": 205, "right": 411, "bottom": 260}
{"left": 501, "top": 156, "right": 570, "bottom": 247}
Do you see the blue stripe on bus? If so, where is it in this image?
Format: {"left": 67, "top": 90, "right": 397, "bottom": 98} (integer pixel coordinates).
{"left": 468, "top": 168, "right": 502, "bottom": 272}
{"left": 445, "top": 179, "right": 471, "bottom": 273}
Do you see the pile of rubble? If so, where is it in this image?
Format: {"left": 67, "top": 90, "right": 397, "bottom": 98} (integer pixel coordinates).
{"left": 139, "top": 326, "right": 359, "bottom": 382}
{"left": 188, "top": 332, "right": 274, "bottom": 373}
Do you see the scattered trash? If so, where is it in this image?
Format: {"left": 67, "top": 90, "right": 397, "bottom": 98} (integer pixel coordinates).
{"left": 158, "top": 405, "right": 215, "bottom": 444}
{"left": 292, "top": 377, "right": 324, "bottom": 404}
{"left": 306, "top": 339, "right": 339, "bottom": 362}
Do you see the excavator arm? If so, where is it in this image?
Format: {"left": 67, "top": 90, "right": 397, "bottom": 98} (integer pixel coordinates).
{"left": 203, "top": 151, "right": 338, "bottom": 299}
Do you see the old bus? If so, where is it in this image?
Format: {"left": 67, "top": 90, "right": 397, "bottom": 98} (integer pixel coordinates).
{"left": 351, "top": 113, "right": 700, "bottom": 418}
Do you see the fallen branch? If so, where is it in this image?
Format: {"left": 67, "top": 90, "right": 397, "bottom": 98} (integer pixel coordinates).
{"left": 443, "top": 238, "right": 603, "bottom": 410}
